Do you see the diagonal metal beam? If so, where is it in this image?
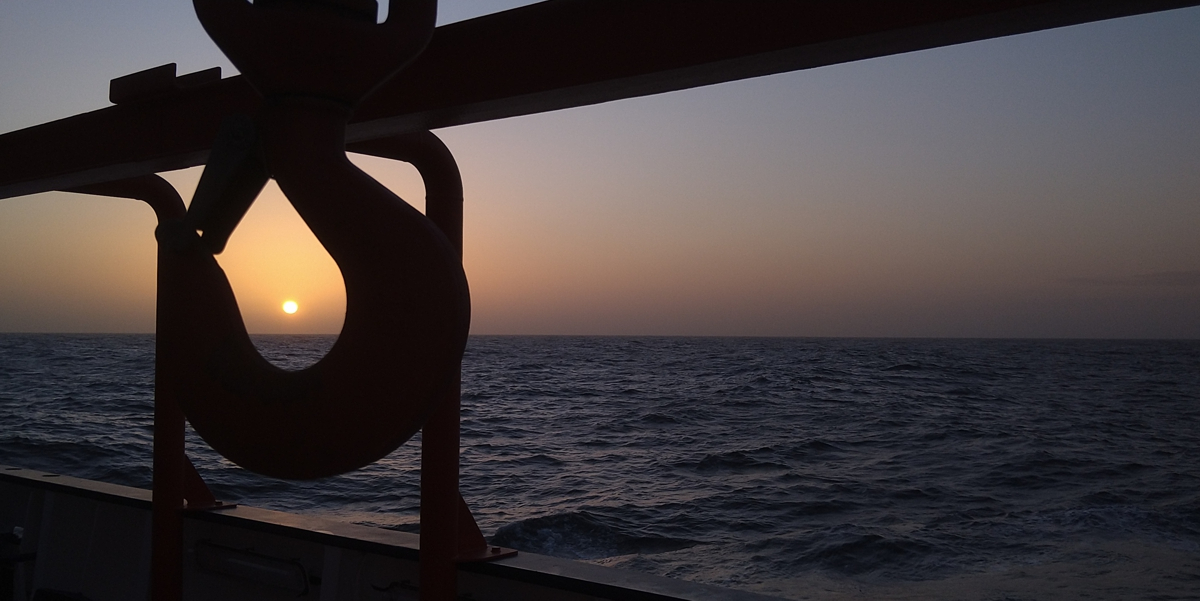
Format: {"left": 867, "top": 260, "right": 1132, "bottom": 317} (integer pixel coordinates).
{"left": 2, "top": 0, "right": 1198, "bottom": 200}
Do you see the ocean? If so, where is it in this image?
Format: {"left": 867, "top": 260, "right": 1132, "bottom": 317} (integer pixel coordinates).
{"left": 1, "top": 334, "right": 1198, "bottom": 600}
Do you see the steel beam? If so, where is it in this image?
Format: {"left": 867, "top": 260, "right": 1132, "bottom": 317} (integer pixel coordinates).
{"left": 2, "top": 0, "right": 1198, "bottom": 199}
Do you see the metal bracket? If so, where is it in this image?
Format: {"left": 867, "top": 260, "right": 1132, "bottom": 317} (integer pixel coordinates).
{"left": 456, "top": 545, "right": 518, "bottom": 564}
{"left": 185, "top": 114, "right": 270, "bottom": 255}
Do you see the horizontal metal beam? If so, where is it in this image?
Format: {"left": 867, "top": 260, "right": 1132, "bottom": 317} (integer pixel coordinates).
{"left": 2, "top": 0, "right": 1198, "bottom": 200}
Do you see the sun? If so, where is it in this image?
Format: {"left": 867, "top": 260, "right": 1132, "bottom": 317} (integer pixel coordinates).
{"left": 282, "top": 300, "right": 299, "bottom": 315}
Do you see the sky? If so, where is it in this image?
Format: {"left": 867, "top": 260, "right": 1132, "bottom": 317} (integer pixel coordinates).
{"left": 1, "top": 1, "right": 1198, "bottom": 338}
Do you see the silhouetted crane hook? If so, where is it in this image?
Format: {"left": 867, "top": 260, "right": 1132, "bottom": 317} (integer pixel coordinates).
{"left": 147, "top": 0, "right": 469, "bottom": 479}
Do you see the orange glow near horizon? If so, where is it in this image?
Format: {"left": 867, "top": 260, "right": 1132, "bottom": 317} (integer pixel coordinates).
{"left": 1, "top": 7, "right": 1199, "bottom": 338}
{"left": 214, "top": 179, "right": 346, "bottom": 335}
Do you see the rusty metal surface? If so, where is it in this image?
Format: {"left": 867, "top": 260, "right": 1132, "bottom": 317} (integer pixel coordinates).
{"left": 3, "top": 0, "right": 1199, "bottom": 200}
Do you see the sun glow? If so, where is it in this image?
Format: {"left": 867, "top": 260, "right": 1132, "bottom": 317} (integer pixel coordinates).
{"left": 282, "top": 300, "right": 298, "bottom": 315}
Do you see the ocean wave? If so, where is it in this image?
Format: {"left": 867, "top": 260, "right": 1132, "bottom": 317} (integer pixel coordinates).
{"left": 490, "top": 511, "right": 697, "bottom": 560}
{"left": 882, "top": 363, "right": 924, "bottom": 372}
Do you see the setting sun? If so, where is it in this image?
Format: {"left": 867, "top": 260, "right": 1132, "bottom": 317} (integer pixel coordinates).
{"left": 282, "top": 300, "right": 298, "bottom": 315}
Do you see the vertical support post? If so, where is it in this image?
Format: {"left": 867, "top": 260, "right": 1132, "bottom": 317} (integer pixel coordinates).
{"left": 420, "top": 374, "right": 462, "bottom": 601}
{"left": 412, "top": 132, "right": 466, "bottom": 601}
{"left": 348, "top": 131, "right": 469, "bottom": 601}
{"left": 151, "top": 376, "right": 185, "bottom": 601}
{"left": 67, "top": 176, "right": 188, "bottom": 601}
{"left": 153, "top": 251, "right": 186, "bottom": 599}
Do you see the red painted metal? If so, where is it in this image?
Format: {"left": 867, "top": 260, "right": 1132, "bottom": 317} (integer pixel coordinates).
{"left": 421, "top": 374, "right": 461, "bottom": 601}
{"left": 174, "top": 2, "right": 474, "bottom": 598}
{"left": 155, "top": 0, "right": 470, "bottom": 480}
{"left": 182, "top": 455, "right": 236, "bottom": 511}
{"left": 455, "top": 490, "right": 518, "bottom": 562}
{"left": 351, "top": 131, "right": 518, "bottom": 600}
{"left": 66, "top": 175, "right": 189, "bottom": 601}
{"left": 150, "top": 382, "right": 185, "bottom": 601}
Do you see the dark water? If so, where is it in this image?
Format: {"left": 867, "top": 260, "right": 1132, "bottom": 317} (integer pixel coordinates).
{"left": 2, "top": 334, "right": 1199, "bottom": 599}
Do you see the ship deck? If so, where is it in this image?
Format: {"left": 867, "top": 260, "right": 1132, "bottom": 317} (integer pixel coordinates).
{"left": 1, "top": 465, "right": 783, "bottom": 601}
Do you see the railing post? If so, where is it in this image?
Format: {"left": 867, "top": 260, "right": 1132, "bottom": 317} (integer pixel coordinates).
{"left": 67, "top": 176, "right": 190, "bottom": 601}
{"left": 415, "top": 132, "right": 466, "bottom": 601}
{"left": 151, "top": 376, "right": 185, "bottom": 601}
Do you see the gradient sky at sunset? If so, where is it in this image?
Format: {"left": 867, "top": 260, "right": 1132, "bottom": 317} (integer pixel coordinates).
{"left": 1, "top": 1, "right": 1198, "bottom": 338}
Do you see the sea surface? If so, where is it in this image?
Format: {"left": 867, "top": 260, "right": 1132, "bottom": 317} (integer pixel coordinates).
{"left": 2, "top": 334, "right": 1199, "bottom": 600}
